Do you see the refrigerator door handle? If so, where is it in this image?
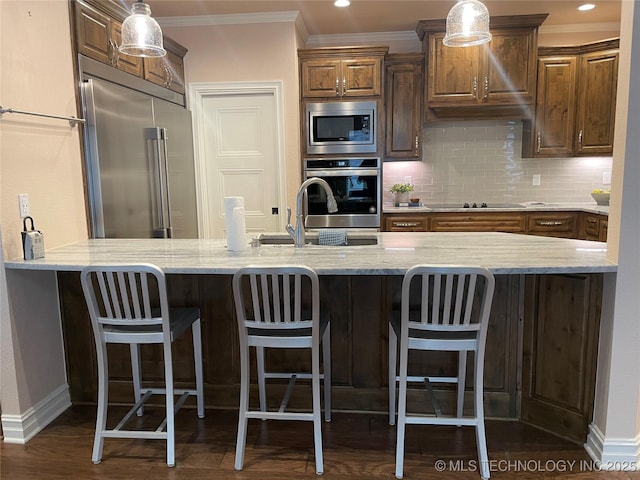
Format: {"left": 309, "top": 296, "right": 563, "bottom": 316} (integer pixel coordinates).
{"left": 160, "top": 128, "right": 173, "bottom": 238}
{"left": 145, "top": 127, "right": 168, "bottom": 238}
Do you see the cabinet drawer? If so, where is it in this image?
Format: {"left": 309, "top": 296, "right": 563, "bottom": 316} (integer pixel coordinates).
{"left": 384, "top": 215, "right": 427, "bottom": 232}
{"left": 429, "top": 213, "right": 526, "bottom": 233}
{"left": 527, "top": 213, "right": 577, "bottom": 238}
{"left": 582, "top": 214, "right": 600, "bottom": 239}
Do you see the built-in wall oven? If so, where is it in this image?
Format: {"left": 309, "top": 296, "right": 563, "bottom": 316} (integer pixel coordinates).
{"left": 303, "top": 157, "right": 381, "bottom": 229}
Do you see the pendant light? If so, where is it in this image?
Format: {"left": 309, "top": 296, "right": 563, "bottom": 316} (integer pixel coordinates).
{"left": 443, "top": 0, "right": 492, "bottom": 47}
{"left": 119, "top": 1, "right": 166, "bottom": 57}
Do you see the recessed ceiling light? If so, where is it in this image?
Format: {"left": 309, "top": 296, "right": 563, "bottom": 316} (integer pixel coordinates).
{"left": 335, "top": 0, "right": 351, "bottom": 7}
{"left": 578, "top": 3, "right": 596, "bottom": 11}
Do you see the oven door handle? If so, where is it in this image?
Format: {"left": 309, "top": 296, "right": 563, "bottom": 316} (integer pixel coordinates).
{"left": 305, "top": 169, "right": 380, "bottom": 177}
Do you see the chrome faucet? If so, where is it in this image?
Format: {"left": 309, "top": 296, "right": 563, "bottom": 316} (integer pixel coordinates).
{"left": 286, "top": 177, "right": 338, "bottom": 247}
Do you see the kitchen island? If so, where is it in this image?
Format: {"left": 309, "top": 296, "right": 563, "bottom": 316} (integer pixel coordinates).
{"left": 3, "top": 232, "right": 615, "bottom": 444}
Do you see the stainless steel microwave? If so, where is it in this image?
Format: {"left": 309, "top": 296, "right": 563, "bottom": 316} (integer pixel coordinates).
{"left": 305, "top": 101, "right": 377, "bottom": 155}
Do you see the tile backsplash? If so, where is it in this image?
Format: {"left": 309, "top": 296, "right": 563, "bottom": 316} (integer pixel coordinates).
{"left": 383, "top": 120, "right": 613, "bottom": 206}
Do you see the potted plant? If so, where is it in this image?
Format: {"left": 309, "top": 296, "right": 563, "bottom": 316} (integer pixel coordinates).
{"left": 390, "top": 183, "right": 414, "bottom": 204}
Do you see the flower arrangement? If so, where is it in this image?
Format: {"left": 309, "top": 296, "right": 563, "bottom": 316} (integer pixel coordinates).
{"left": 389, "top": 183, "right": 414, "bottom": 194}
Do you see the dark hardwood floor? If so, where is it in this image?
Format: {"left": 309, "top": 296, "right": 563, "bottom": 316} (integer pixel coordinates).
{"left": 2, "top": 405, "right": 639, "bottom": 479}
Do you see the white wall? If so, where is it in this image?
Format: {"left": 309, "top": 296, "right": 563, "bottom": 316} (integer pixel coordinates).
{"left": 163, "top": 21, "right": 303, "bottom": 209}
{"left": 0, "top": 0, "right": 87, "bottom": 426}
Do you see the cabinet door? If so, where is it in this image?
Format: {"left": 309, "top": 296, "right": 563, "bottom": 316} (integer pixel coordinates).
{"left": 300, "top": 59, "right": 342, "bottom": 98}
{"left": 599, "top": 219, "right": 608, "bottom": 242}
{"left": 384, "top": 58, "right": 423, "bottom": 160}
{"left": 341, "top": 57, "right": 382, "bottom": 97}
{"left": 581, "top": 214, "right": 601, "bottom": 241}
{"left": 575, "top": 49, "right": 619, "bottom": 155}
{"left": 75, "top": 0, "right": 112, "bottom": 65}
{"left": 426, "top": 31, "right": 480, "bottom": 105}
{"left": 522, "top": 273, "right": 602, "bottom": 443}
{"left": 144, "top": 50, "right": 185, "bottom": 94}
{"left": 533, "top": 56, "right": 578, "bottom": 157}
{"left": 483, "top": 28, "right": 537, "bottom": 105}
{"left": 110, "top": 21, "right": 144, "bottom": 77}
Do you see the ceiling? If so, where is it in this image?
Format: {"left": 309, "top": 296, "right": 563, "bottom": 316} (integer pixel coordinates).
{"left": 148, "top": 0, "right": 622, "bottom": 36}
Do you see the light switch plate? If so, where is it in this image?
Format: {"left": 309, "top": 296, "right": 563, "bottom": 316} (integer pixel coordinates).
{"left": 603, "top": 171, "right": 612, "bottom": 185}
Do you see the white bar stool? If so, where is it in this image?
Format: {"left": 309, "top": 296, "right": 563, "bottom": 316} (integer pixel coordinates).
{"left": 232, "top": 265, "right": 331, "bottom": 475}
{"left": 389, "top": 265, "right": 495, "bottom": 479}
{"left": 80, "top": 263, "right": 205, "bottom": 467}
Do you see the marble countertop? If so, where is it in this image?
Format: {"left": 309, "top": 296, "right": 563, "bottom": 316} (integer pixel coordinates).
{"left": 384, "top": 202, "right": 610, "bottom": 215}
{"left": 4, "top": 232, "right": 616, "bottom": 275}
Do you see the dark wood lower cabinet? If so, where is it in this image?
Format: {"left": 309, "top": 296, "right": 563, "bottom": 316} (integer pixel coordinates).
{"left": 58, "top": 271, "right": 601, "bottom": 443}
{"left": 521, "top": 273, "right": 602, "bottom": 443}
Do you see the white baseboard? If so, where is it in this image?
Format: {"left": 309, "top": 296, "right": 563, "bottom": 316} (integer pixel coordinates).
{"left": 585, "top": 422, "right": 640, "bottom": 469}
{"left": 1, "top": 384, "right": 71, "bottom": 444}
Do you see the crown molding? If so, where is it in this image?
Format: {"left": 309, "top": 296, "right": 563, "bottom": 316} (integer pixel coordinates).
{"left": 539, "top": 22, "right": 620, "bottom": 34}
{"left": 158, "top": 12, "right": 619, "bottom": 42}
{"left": 158, "top": 11, "right": 298, "bottom": 28}
{"left": 158, "top": 11, "right": 309, "bottom": 41}
{"left": 305, "top": 30, "right": 419, "bottom": 47}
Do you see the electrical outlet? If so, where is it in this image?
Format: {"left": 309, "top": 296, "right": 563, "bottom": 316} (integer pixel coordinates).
{"left": 18, "top": 193, "right": 30, "bottom": 218}
{"left": 532, "top": 174, "right": 541, "bottom": 186}
{"left": 404, "top": 176, "right": 412, "bottom": 184}
{"left": 603, "top": 171, "right": 612, "bottom": 185}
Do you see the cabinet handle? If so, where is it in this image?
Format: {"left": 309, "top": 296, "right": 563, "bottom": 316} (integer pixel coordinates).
{"left": 587, "top": 218, "right": 597, "bottom": 224}
{"left": 473, "top": 76, "right": 478, "bottom": 99}
{"left": 335, "top": 77, "right": 340, "bottom": 96}
{"left": 536, "top": 220, "right": 566, "bottom": 227}
{"left": 394, "top": 222, "right": 419, "bottom": 228}
{"left": 483, "top": 76, "right": 489, "bottom": 100}
{"left": 415, "top": 133, "right": 419, "bottom": 156}
{"left": 343, "top": 77, "right": 347, "bottom": 93}
{"left": 578, "top": 129, "right": 583, "bottom": 151}
{"left": 163, "top": 66, "right": 172, "bottom": 87}
{"left": 108, "top": 39, "right": 118, "bottom": 67}
{"left": 536, "top": 132, "right": 541, "bottom": 152}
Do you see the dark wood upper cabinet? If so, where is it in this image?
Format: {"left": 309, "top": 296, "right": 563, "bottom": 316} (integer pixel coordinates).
{"left": 299, "top": 46, "right": 388, "bottom": 99}
{"left": 575, "top": 47, "right": 619, "bottom": 155}
{"left": 384, "top": 53, "right": 424, "bottom": 161}
{"left": 416, "top": 14, "right": 547, "bottom": 121}
{"left": 143, "top": 42, "right": 187, "bottom": 94}
{"left": 525, "top": 38, "right": 619, "bottom": 158}
{"left": 72, "top": 0, "right": 185, "bottom": 94}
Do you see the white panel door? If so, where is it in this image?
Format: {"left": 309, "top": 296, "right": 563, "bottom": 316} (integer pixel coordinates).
{"left": 200, "top": 91, "right": 282, "bottom": 238}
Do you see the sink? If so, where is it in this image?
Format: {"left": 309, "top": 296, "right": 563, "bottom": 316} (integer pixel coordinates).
{"left": 256, "top": 233, "right": 378, "bottom": 246}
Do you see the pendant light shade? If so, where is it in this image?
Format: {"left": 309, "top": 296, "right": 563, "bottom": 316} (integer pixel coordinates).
{"left": 443, "top": 0, "right": 492, "bottom": 47}
{"left": 119, "top": 1, "right": 166, "bottom": 57}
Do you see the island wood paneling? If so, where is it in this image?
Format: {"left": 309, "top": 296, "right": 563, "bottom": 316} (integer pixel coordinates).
{"left": 57, "top": 271, "right": 600, "bottom": 442}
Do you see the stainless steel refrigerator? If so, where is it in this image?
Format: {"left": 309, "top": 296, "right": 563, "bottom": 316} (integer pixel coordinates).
{"left": 80, "top": 60, "right": 198, "bottom": 239}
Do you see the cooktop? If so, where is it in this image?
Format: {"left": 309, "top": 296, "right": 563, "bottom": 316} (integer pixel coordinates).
{"left": 425, "top": 202, "right": 524, "bottom": 209}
